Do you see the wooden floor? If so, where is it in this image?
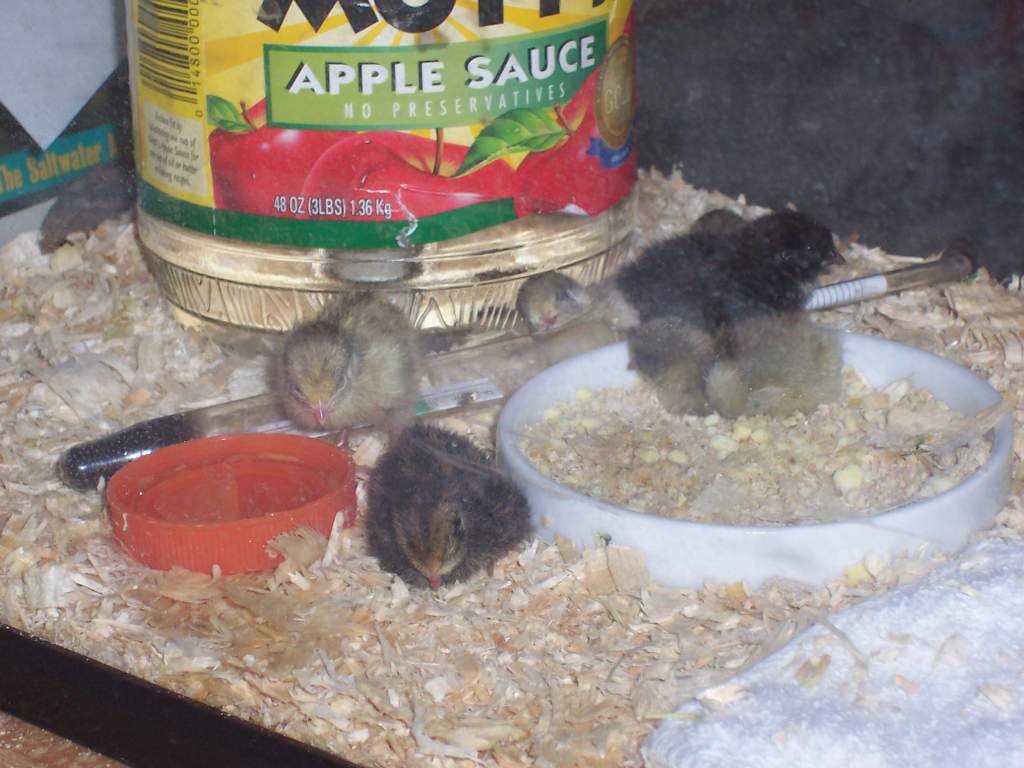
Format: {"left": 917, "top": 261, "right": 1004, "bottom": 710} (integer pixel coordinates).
{"left": 0, "top": 712, "right": 126, "bottom": 767}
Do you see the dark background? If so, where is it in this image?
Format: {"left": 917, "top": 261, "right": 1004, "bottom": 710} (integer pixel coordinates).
{"left": 635, "top": 0, "right": 1024, "bottom": 279}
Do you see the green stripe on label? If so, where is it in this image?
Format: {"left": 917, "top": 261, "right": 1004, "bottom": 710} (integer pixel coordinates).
{"left": 139, "top": 182, "right": 518, "bottom": 249}
{"left": 0, "top": 124, "right": 117, "bottom": 205}
{"left": 264, "top": 19, "right": 607, "bottom": 131}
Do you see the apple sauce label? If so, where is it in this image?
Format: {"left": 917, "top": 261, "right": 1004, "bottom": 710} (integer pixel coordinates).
{"left": 142, "top": 104, "right": 208, "bottom": 197}
{"left": 266, "top": 22, "right": 604, "bottom": 131}
{"left": 130, "top": 0, "right": 635, "bottom": 249}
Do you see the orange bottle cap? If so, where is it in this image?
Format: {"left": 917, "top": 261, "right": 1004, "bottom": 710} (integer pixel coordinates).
{"left": 107, "top": 434, "right": 356, "bottom": 575}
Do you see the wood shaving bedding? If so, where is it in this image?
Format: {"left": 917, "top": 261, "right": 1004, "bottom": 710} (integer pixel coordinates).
{"left": 0, "top": 170, "right": 1022, "bottom": 767}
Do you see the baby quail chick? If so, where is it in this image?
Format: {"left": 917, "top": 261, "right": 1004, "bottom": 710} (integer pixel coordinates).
{"left": 514, "top": 271, "right": 636, "bottom": 364}
{"left": 618, "top": 210, "right": 842, "bottom": 330}
{"left": 705, "top": 315, "right": 843, "bottom": 418}
{"left": 516, "top": 271, "right": 638, "bottom": 335}
{"left": 366, "top": 424, "right": 531, "bottom": 589}
{"left": 614, "top": 229, "right": 742, "bottom": 328}
{"left": 723, "top": 210, "right": 843, "bottom": 318}
{"left": 271, "top": 292, "right": 419, "bottom": 438}
{"left": 515, "top": 271, "right": 594, "bottom": 334}
{"left": 629, "top": 314, "right": 842, "bottom": 419}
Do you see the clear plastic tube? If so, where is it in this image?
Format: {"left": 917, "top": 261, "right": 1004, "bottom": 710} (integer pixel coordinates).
{"left": 57, "top": 380, "right": 503, "bottom": 490}
{"left": 804, "top": 274, "right": 889, "bottom": 310}
{"left": 805, "top": 241, "right": 973, "bottom": 311}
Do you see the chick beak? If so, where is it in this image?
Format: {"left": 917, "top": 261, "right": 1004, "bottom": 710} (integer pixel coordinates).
{"left": 314, "top": 402, "right": 329, "bottom": 425}
{"left": 542, "top": 312, "right": 558, "bottom": 330}
{"left": 828, "top": 244, "right": 846, "bottom": 265}
{"left": 426, "top": 571, "right": 441, "bottom": 590}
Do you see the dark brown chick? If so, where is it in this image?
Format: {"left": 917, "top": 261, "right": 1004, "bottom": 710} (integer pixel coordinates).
{"left": 366, "top": 424, "right": 531, "bottom": 590}
{"left": 271, "top": 292, "right": 419, "bottom": 437}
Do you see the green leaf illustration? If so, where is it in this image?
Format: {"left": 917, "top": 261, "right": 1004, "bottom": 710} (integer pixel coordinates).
{"left": 206, "top": 95, "right": 251, "bottom": 132}
{"left": 455, "top": 107, "right": 568, "bottom": 176}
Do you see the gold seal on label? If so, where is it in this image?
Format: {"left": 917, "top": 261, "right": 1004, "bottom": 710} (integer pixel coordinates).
{"left": 595, "top": 37, "right": 635, "bottom": 151}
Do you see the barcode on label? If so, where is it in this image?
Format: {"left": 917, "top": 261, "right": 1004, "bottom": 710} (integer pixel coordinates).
{"left": 136, "top": 0, "right": 199, "bottom": 104}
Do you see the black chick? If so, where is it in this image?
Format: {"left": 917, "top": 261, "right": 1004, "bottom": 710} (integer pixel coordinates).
{"left": 617, "top": 210, "right": 842, "bottom": 332}
{"left": 365, "top": 424, "right": 532, "bottom": 590}
{"left": 725, "top": 209, "right": 843, "bottom": 319}
{"left": 614, "top": 229, "right": 742, "bottom": 330}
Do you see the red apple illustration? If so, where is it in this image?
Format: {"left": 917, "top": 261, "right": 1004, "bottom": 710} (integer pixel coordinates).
{"left": 512, "top": 66, "right": 636, "bottom": 217}
{"left": 208, "top": 127, "right": 352, "bottom": 215}
{"left": 206, "top": 97, "right": 354, "bottom": 215}
{"left": 300, "top": 131, "right": 515, "bottom": 221}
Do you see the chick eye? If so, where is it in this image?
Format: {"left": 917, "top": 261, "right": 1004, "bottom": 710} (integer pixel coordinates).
{"left": 290, "top": 384, "right": 308, "bottom": 403}
{"left": 554, "top": 286, "right": 570, "bottom": 302}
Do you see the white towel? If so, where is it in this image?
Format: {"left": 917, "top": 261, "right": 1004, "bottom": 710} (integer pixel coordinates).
{"left": 644, "top": 536, "right": 1024, "bottom": 768}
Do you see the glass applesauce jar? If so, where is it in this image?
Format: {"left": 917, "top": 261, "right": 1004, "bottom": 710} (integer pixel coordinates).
{"left": 124, "top": 0, "right": 637, "bottom": 350}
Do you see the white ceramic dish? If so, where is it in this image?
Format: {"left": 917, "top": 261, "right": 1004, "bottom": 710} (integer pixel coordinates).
{"left": 496, "top": 333, "right": 1013, "bottom": 588}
